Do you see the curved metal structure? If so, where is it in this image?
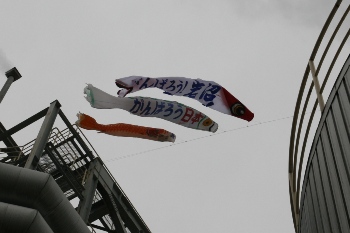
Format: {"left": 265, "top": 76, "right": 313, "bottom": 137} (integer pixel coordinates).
{"left": 0, "top": 202, "right": 54, "bottom": 233}
{"left": 289, "top": 0, "right": 350, "bottom": 232}
{"left": 0, "top": 162, "right": 91, "bottom": 233}
{"left": 299, "top": 54, "right": 350, "bottom": 233}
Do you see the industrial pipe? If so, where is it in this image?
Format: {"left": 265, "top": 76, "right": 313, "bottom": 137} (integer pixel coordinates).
{"left": 0, "top": 202, "right": 54, "bottom": 233}
{"left": 0, "top": 67, "right": 21, "bottom": 104}
{"left": 0, "top": 162, "right": 91, "bottom": 233}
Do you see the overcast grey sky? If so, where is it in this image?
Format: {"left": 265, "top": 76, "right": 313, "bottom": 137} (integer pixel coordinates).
{"left": 1, "top": 1, "right": 350, "bottom": 232}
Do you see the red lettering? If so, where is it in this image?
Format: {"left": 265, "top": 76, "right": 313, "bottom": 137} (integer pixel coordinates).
{"left": 181, "top": 108, "right": 194, "bottom": 122}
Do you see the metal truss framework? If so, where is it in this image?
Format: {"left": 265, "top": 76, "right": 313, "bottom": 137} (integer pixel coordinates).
{"left": 0, "top": 100, "right": 151, "bottom": 233}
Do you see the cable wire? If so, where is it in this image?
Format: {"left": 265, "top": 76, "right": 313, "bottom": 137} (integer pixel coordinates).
{"left": 105, "top": 112, "right": 314, "bottom": 163}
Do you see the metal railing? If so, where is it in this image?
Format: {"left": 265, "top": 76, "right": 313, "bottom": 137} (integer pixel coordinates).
{"left": 12, "top": 123, "right": 151, "bottom": 232}
{"left": 288, "top": 0, "right": 350, "bottom": 232}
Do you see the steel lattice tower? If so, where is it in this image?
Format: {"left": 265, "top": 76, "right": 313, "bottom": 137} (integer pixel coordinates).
{"left": 0, "top": 79, "right": 151, "bottom": 233}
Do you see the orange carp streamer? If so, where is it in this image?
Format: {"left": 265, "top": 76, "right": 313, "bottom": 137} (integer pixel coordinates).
{"left": 76, "top": 113, "right": 176, "bottom": 142}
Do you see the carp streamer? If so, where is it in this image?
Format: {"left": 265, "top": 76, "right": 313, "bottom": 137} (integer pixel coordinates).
{"left": 115, "top": 76, "right": 254, "bottom": 121}
{"left": 76, "top": 113, "right": 176, "bottom": 142}
{"left": 84, "top": 84, "right": 218, "bottom": 132}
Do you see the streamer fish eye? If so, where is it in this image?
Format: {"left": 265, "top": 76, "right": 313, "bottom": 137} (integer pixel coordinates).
{"left": 230, "top": 103, "right": 245, "bottom": 116}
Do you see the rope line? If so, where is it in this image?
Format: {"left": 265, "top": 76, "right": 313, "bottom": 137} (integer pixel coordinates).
{"left": 105, "top": 113, "right": 312, "bottom": 163}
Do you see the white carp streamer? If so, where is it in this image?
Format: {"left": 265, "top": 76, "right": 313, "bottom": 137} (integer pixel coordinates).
{"left": 84, "top": 84, "right": 218, "bottom": 132}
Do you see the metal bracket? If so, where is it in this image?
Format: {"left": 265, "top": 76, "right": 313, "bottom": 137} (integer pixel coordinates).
{"left": 309, "top": 60, "right": 325, "bottom": 111}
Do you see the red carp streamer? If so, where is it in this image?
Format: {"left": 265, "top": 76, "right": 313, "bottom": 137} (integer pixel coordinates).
{"left": 76, "top": 113, "right": 176, "bottom": 142}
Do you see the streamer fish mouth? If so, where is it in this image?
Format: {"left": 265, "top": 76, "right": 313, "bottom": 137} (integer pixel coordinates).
{"left": 146, "top": 128, "right": 176, "bottom": 142}
{"left": 221, "top": 87, "right": 254, "bottom": 122}
{"left": 169, "top": 133, "right": 176, "bottom": 142}
{"left": 209, "top": 123, "right": 218, "bottom": 133}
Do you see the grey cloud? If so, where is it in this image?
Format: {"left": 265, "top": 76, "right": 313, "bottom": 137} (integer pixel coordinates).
{"left": 231, "top": 0, "right": 334, "bottom": 27}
